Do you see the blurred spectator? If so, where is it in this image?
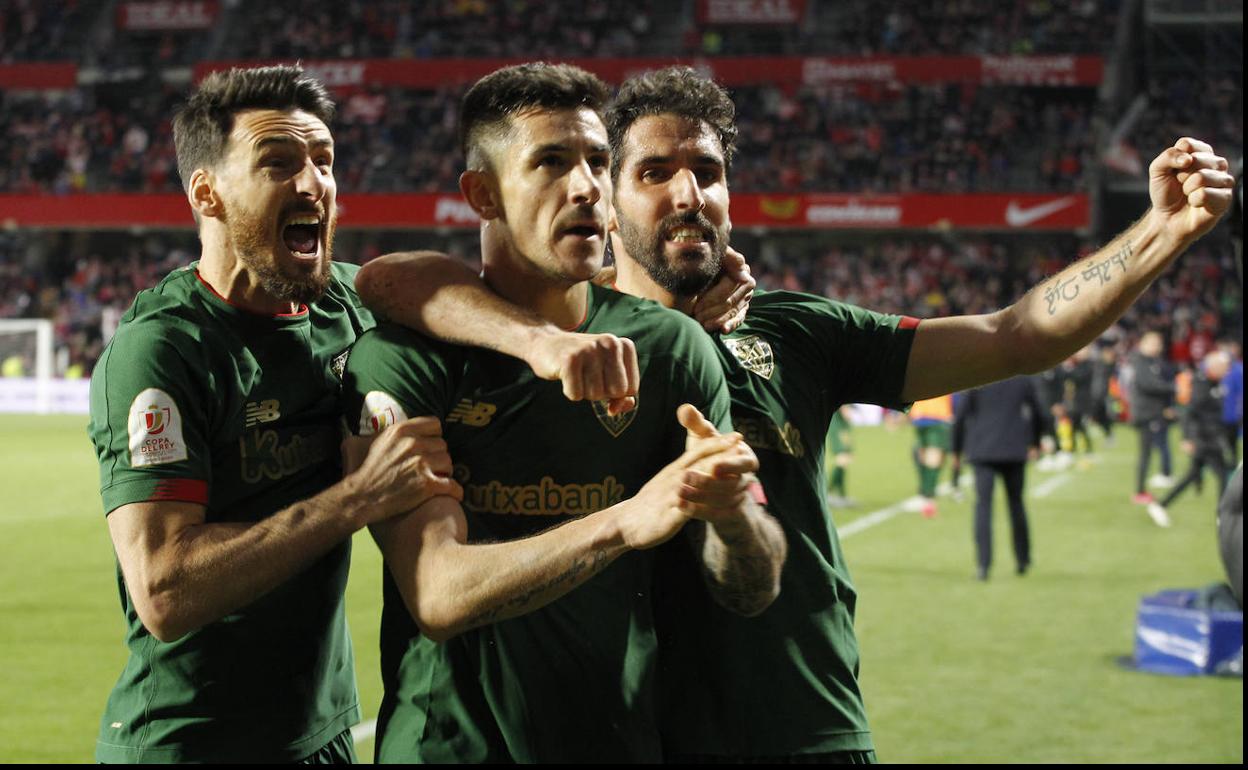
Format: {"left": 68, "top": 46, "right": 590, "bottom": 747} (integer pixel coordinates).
{"left": 1147, "top": 350, "right": 1236, "bottom": 527}
{"left": 952, "top": 376, "right": 1046, "bottom": 580}
{"left": 1128, "top": 330, "right": 1177, "bottom": 514}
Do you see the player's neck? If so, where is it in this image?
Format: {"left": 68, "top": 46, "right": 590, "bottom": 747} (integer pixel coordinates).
{"left": 482, "top": 254, "right": 589, "bottom": 331}
{"left": 612, "top": 247, "right": 697, "bottom": 317}
{"left": 198, "top": 228, "right": 300, "bottom": 316}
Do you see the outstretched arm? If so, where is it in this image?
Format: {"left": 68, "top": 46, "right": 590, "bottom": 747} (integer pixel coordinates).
{"left": 901, "top": 138, "right": 1234, "bottom": 402}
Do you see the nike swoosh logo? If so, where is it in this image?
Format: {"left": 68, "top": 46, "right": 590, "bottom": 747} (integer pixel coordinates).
{"left": 1005, "top": 197, "right": 1077, "bottom": 227}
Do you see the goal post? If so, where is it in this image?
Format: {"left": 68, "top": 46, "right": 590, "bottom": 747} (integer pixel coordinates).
{"left": 0, "top": 318, "right": 55, "bottom": 413}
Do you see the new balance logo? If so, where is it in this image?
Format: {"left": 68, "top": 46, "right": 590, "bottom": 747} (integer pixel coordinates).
{"left": 447, "top": 399, "right": 497, "bottom": 427}
{"left": 245, "top": 399, "right": 281, "bottom": 427}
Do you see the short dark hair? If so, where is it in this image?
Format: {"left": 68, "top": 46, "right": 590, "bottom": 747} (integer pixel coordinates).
{"left": 605, "top": 66, "right": 738, "bottom": 182}
{"left": 459, "top": 62, "right": 610, "bottom": 170}
{"left": 173, "top": 64, "right": 335, "bottom": 191}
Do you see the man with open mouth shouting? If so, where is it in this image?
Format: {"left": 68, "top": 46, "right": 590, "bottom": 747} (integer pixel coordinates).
{"left": 87, "top": 65, "right": 457, "bottom": 764}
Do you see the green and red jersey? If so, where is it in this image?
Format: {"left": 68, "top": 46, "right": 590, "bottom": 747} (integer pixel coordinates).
{"left": 87, "top": 261, "right": 372, "bottom": 763}
{"left": 655, "top": 290, "right": 918, "bottom": 757}
{"left": 343, "top": 282, "right": 733, "bottom": 763}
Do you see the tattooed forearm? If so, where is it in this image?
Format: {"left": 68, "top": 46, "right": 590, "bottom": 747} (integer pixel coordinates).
{"left": 461, "top": 547, "right": 613, "bottom": 630}
{"left": 1044, "top": 242, "right": 1134, "bottom": 316}
{"left": 1042, "top": 275, "right": 1081, "bottom": 315}
{"left": 690, "top": 511, "right": 786, "bottom": 617}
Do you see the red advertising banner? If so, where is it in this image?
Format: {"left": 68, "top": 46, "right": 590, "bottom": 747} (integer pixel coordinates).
{"left": 195, "top": 55, "right": 1103, "bottom": 89}
{"left": 697, "top": 0, "right": 807, "bottom": 24}
{"left": 979, "top": 55, "right": 1101, "bottom": 86}
{"left": 732, "top": 193, "right": 1089, "bottom": 229}
{"left": 118, "top": 0, "right": 219, "bottom": 30}
{"left": 0, "top": 193, "right": 1089, "bottom": 231}
{"left": 0, "top": 63, "right": 77, "bottom": 89}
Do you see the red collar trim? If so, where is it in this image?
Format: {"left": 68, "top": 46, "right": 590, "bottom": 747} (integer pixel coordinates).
{"left": 194, "top": 269, "right": 309, "bottom": 318}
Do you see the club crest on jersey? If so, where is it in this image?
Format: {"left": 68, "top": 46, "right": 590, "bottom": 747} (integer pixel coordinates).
{"left": 723, "top": 335, "right": 775, "bottom": 379}
{"left": 591, "top": 397, "right": 638, "bottom": 438}
{"left": 360, "top": 390, "right": 407, "bottom": 436}
{"left": 330, "top": 348, "right": 350, "bottom": 382}
{"left": 128, "top": 388, "right": 187, "bottom": 466}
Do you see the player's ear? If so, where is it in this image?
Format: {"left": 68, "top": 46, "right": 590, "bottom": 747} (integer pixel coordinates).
{"left": 606, "top": 203, "right": 619, "bottom": 233}
{"left": 188, "top": 168, "right": 224, "bottom": 220}
{"left": 460, "top": 170, "right": 501, "bottom": 221}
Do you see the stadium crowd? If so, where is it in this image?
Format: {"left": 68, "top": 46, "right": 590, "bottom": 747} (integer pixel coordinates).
{"left": 0, "top": 0, "right": 94, "bottom": 62}
{"left": 1, "top": 0, "right": 1121, "bottom": 64}
{"left": 699, "top": 0, "right": 1120, "bottom": 56}
{"left": 732, "top": 83, "right": 1097, "bottom": 193}
{"left": 1121, "top": 71, "right": 1244, "bottom": 180}
{"left": 1, "top": 82, "right": 1101, "bottom": 194}
{"left": 3, "top": 229, "right": 1239, "bottom": 384}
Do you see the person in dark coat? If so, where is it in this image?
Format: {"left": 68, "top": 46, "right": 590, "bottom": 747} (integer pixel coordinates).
{"left": 953, "top": 377, "right": 1046, "bottom": 580}
{"left": 1090, "top": 342, "right": 1118, "bottom": 443}
{"left": 1147, "top": 350, "right": 1235, "bottom": 526}
{"left": 1033, "top": 366, "right": 1064, "bottom": 469}
{"left": 1061, "top": 346, "right": 1096, "bottom": 455}
{"left": 1129, "top": 331, "right": 1177, "bottom": 503}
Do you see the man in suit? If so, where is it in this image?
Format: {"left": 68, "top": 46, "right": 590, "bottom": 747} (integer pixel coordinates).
{"left": 1130, "top": 330, "right": 1177, "bottom": 503}
{"left": 953, "top": 377, "right": 1047, "bottom": 580}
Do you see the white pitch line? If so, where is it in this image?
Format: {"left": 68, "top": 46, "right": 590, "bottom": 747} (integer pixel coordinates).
{"left": 351, "top": 718, "right": 377, "bottom": 745}
{"left": 838, "top": 499, "right": 911, "bottom": 539}
{"left": 840, "top": 462, "right": 1082, "bottom": 538}
{"left": 1030, "top": 471, "right": 1073, "bottom": 499}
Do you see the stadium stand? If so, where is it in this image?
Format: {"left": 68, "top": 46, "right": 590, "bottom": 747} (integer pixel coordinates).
{"left": 0, "top": 0, "right": 1241, "bottom": 393}
{"left": 0, "top": 81, "right": 1103, "bottom": 194}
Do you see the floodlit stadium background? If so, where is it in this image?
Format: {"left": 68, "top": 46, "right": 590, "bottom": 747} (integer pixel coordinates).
{"left": 0, "top": 0, "right": 1241, "bottom": 762}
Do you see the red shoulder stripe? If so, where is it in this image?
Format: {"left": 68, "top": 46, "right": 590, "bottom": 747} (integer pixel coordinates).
{"left": 150, "top": 479, "right": 209, "bottom": 504}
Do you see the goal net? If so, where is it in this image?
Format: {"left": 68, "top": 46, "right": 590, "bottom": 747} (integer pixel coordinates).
{"left": 0, "top": 318, "right": 55, "bottom": 413}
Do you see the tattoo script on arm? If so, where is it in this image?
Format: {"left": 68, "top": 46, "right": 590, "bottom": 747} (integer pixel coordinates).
{"left": 1042, "top": 243, "right": 1134, "bottom": 316}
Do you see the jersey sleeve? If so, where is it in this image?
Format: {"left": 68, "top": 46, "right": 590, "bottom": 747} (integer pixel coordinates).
{"left": 88, "top": 320, "right": 212, "bottom": 515}
{"left": 784, "top": 294, "right": 918, "bottom": 411}
{"left": 342, "top": 323, "right": 458, "bottom": 436}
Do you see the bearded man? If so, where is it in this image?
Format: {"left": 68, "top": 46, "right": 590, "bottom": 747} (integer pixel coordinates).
{"left": 86, "top": 65, "right": 458, "bottom": 763}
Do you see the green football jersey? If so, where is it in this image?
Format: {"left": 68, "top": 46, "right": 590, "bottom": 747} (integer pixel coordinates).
{"left": 343, "top": 283, "right": 732, "bottom": 764}
{"left": 87, "top": 261, "right": 373, "bottom": 763}
{"left": 655, "top": 290, "right": 918, "bottom": 757}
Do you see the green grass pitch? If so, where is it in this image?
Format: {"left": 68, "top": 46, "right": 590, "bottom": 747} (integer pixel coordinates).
{"left": 0, "top": 414, "right": 1240, "bottom": 762}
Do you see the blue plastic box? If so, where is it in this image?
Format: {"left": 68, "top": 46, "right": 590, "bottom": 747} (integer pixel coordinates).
{"left": 1133, "top": 589, "right": 1243, "bottom": 676}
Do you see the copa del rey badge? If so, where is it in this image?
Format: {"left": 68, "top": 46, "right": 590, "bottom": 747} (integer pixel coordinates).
{"left": 360, "top": 390, "right": 407, "bottom": 436}
{"left": 128, "top": 388, "right": 188, "bottom": 467}
{"left": 722, "top": 335, "right": 775, "bottom": 379}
